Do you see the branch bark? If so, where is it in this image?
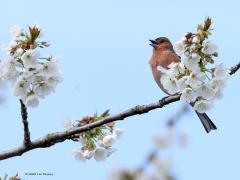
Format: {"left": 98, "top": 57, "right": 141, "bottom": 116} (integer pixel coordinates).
{"left": 0, "top": 62, "right": 239, "bottom": 161}
{"left": 229, "top": 62, "right": 240, "bottom": 75}
{"left": 20, "top": 100, "right": 31, "bottom": 147}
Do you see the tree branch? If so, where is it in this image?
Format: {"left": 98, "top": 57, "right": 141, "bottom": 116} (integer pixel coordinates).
{"left": 229, "top": 62, "right": 240, "bottom": 75}
{"left": 0, "top": 62, "right": 239, "bottom": 161}
{"left": 19, "top": 100, "right": 31, "bottom": 147}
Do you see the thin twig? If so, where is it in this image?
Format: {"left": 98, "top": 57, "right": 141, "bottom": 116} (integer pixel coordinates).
{"left": 0, "top": 95, "right": 180, "bottom": 160}
{"left": 20, "top": 100, "right": 31, "bottom": 147}
{"left": 0, "top": 62, "right": 239, "bottom": 161}
{"left": 229, "top": 62, "right": 240, "bottom": 75}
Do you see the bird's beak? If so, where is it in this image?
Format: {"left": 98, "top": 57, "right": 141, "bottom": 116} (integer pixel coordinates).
{"left": 149, "top": 39, "right": 157, "bottom": 48}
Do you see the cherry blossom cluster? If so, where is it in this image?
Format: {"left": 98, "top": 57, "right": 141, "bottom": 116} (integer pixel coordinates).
{"left": 64, "top": 110, "right": 124, "bottom": 162}
{"left": 0, "top": 25, "right": 62, "bottom": 107}
{"left": 108, "top": 156, "right": 173, "bottom": 180}
{"left": 108, "top": 105, "right": 189, "bottom": 180}
{"left": 151, "top": 127, "right": 188, "bottom": 179}
{"left": 160, "top": 17, "right": 229, "bottom": 113}
{"left": 108, "top": 126, "right": 188, "bottom": 180}
{"left": 153, "top": 127, "right": 188, "bottom": 149}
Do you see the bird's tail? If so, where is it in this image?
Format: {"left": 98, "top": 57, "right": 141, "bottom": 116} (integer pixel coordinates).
{"left": 189, "top": 102, "right": 217, "bottom": 133}
{"left": 195, "top": 111, "right": 217, "bottom": 133}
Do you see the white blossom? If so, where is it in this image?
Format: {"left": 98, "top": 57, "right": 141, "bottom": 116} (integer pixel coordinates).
{"left": 214, "top": 64, "right": 229, "bottom": 79}
{"left": 31, "top": 75, "right": 46, "bottom": 84}
{"left": 210, "top": 77, "right": 227, "bottom": 89}
{"left": 193, "top": 100, "right": 213, "bottom": 113}
{"left": 33, "top": 81, "right": 53, "bottom": 97}
{"left": 192, "top": 36, "right": 200, "bottom": 43}
{"left": 157, "top": 66, "right": 168, "bottom": 73}
{"left": 83, "top": 150, "right": 94, "bottom": 159}
{"left": 213, "top": 88, "right": 224, "bottom": 99}
{"left": 209, "top": 78, "right": 226, "bottom": 100}
{"left": 106, "top": 147, "right": 117, "bottom": 157}
{"left": 196, "top": 84, "right": 215, "bottom": 100}
{"left": 153, "top": 135, "right": 169, "bottom": 149}
{"left": 21, "top": 49, "right": 40, "bottom": 68}
{"left": 11, "top": 25, "right": 22, "bottom": 37}
{"left": 185, "top": 72, "right": 205, "bottom": 88}
{"left": 180, "top": 87, "right": 197, "bottom": 103}
{"left": 94, "top": 147, "right": 108, "bottom": 161}
{"left": 191, "top": 53, "right": 201, "bottom": 60}
{"left": 113, "top": 128, "right": 124, "bottom": 139}
{"left": 202, "top": 41, "right": 217, "bottom": 54}
{"left": 51, "top": 56, "right": 61, "bottom": 63}
{"left": 78, "top": 135, "right": 87, "bottom": 146}
{"left": 3, "top": 40, "right": 17, "bottom": 53}
{"left": 167, "top": 62, "right": 185, "bottom": 78}
{"left": 174, "top": 41, "right": 185, "bottom": 54}
{"left": 161, "top": 75, "right": 179, "bottom": 94}
{"left": 1, "top": 25, "right": 62, "bottom": 108}
{"left": 47, "top": 74, "right": 63, "bottom": 88}
{"left": 73, "top": 149, "right": 87, "bottom": 162}
{"left": 154, "top": 130, "right": 175, "bottom": 149}
{"left": 16, "top": 48, "right": 23, "bottom": 56}
{"left": 13, "top": 78, "right": 29, "bottom": 98}
{"left": 152, "top": 158, "right": 172, "bottom": 177}
{"left": 182, "top": 56, "right": 200, "bottom": 73}
{"left": 103, "top": 135, "right": 117, "bottom": 147}
{"left": 42, "top": 61, "right": 59, "bottom": 77}
{"left": 25, "top": 93, "right": 39, "bottom": 107}
{"left": 0, "top": 58, "right": 18, "bottom": 80}
{"left": 169, "top": 27, "right": 228, "bottom": 117}
{"left": 97, "top": 139, "right": 104, "bottom": 147}
{"left": 176, "top": 76, "right": 188, "bottom": 90}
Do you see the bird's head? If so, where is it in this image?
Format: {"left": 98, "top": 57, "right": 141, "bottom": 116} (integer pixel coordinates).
{"left": 149, "top": 37, "right": 173, "bottom": 51}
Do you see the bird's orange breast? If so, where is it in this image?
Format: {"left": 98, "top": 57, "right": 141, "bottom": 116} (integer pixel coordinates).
{"left": 149, "top": 50, "right": 180, "bottom": 69}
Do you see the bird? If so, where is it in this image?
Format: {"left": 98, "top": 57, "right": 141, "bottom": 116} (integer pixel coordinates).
{"left": 149, "top": 37, "right": 217, "bottom": 133}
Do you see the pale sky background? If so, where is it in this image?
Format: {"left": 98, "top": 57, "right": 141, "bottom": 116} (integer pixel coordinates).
{"left": 0, "top": 0, "right": 240, "bottom": 180}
